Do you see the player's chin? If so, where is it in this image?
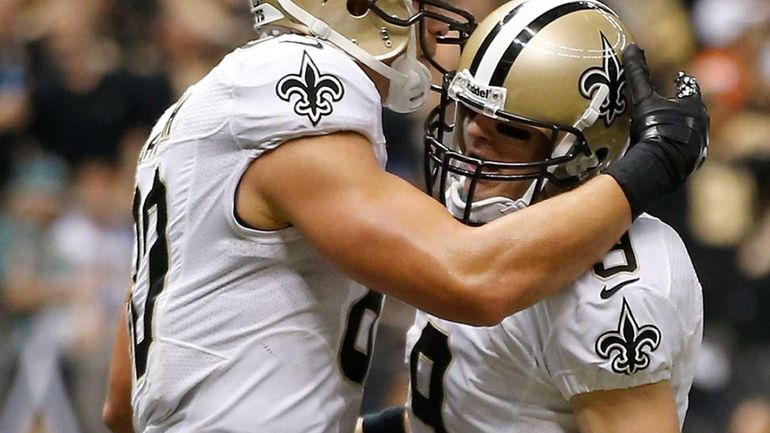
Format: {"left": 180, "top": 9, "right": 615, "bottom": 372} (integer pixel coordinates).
{"left": 417, "top": 54, "right": 436, "bottom": 71}
{"left": 464, "top": 179, "right": 514, "bottom": 201}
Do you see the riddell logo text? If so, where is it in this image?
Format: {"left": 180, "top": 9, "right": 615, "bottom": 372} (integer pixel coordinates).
{"left": 468, "top": 83, "right": 491, "bottom": 99}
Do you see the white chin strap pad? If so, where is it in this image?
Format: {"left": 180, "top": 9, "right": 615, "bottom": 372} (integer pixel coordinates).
{"left": 384, "top": 53, "right": 431, "bottom": 113}
{"left": 445, "top": 178, "right": 528, "bottom": 224}
{"left": 383, "top": 20, "right": 431, "bottom": 114}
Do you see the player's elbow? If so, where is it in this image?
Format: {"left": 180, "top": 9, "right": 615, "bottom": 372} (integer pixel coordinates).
{"left": 102, "top": 399, "right": 133, "bottom": 433}
{"left": 458, "top": 273, "right": 541, "bottom": 326}
{"left": 467, "top": 299, "right": 508, "bottom": 326}
{"left": 472, "top": 288, "right": 530, "bottom": 326}
{"left": 451, "top": 280, "right": 516, "bottom": 327}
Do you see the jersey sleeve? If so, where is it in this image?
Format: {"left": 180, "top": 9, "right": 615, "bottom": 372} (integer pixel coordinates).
{"left": 225, "top": 35, "right": 387, "bottom": 165}
{"left": 542, "top": 284, "right": 686, "bottom": 400}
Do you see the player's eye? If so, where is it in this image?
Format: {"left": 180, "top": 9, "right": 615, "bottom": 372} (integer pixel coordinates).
{"left": 496, "top": 123, "right": 531, "bottom": 141}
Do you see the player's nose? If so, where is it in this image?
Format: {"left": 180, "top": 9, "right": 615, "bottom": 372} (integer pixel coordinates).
{"left": 417, "top": 1, "right": 450, "bottom": 38}
{"left": 465, "top": 116, "right": 493, "bottom": 148}
{"left": 426, "top": 17, "right": 450, "bottom": 38}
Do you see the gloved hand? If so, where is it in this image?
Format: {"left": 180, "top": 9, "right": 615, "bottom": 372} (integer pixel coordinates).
{"left": 604, "top": 44, "right": 709, "bottom": 218}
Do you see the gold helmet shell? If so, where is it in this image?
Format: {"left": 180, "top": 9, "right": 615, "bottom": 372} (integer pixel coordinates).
{"left": 249, "top": 0, "right": 475, "bottom": 112}
{"left": 252, "top": 0, "right": 411, "bottom": 62}
{"left": 458, "top": 0, "right": 634, "bottom": 162}
{"left": 425, "top": 0, "right": 635, "bottom": 224}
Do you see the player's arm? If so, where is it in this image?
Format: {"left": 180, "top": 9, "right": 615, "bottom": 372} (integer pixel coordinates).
{"left": 242, "top": 130, "right": 630, "bottom": 326}
{"left": 103, "top": 296, "right": 134, "bottom": 433}
{"left": 571, "top": 381, "right": 680, "bottom": 433}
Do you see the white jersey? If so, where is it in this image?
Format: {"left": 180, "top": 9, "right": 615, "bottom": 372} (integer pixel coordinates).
{"left": 406, "top": 215, "right": 703, "bottom": 433}
{"left": 128, "top": 34, "right": 387, "bottom": 433}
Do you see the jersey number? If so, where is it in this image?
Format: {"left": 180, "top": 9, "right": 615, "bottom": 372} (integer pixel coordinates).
{"left": 340, "top": 291, "right": 384, "bottom": 384}
{"left": 129, "top": 169, "right": 170, "bottom": 381}
{"left": 409, "top": 322, "right": 452, "bottom": 433}
{"left": 593, "top": 232, "right": 638, "bottom": 278}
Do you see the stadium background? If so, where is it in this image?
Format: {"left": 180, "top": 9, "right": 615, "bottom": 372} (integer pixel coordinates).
{"left": 0, "top": 0, "right": 767, "bottom": 432}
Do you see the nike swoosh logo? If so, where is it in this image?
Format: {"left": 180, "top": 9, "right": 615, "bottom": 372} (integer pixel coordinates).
{"left": 600, "top": 278, "right": 640, "bottom": 300}
{"left": 280, "top": 39, "right": 324, "bottom": 49}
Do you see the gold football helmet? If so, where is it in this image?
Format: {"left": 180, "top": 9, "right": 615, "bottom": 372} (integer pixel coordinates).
{"left": 250, "top": 0, "right": 475, "bottom": 113}
{"left": 425, "top": 0, "right": 635, "bottom": 224}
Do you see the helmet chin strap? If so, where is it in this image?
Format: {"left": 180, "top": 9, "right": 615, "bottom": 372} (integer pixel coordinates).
{"left": 445, "top": 177, "right": 531, "bottom": 224}
{"left": 385, "top": 26, "right": 432, "bottom": 113}
{"left": 556, "top": 85, "right": 608, "bottom": 177}
{"left": 264, "top": 0, "right": 431, "bottom": 113}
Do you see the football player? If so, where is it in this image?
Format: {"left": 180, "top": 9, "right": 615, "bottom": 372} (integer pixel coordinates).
{"left": 359, "top": 2, "right": 703, "bottom": 433}
{"left": 103, "top": 0, "right": 708, "bottom": 432}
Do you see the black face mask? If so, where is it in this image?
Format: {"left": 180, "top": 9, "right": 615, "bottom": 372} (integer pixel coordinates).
{"left": 423, "top": 73, "right": 590, "bottom": 224}
{"left": 365, "top": 0, "right": 476, "bottom": 77}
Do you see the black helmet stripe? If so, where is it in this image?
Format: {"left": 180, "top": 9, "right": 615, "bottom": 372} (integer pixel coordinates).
{"left": 468, "top": 3, "right": 527, "bottom": 75}
{"left": 468, "top": 0, "right": 617, "bottom": 86}
{"left": 489, "top": 1, "right": 615, "bottom": 87}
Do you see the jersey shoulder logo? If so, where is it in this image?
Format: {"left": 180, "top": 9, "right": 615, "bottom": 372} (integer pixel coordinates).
{"left": 595, "top": 298, "right": 661, "bottom": 375}
{"left": 276, "top": 51, "right": 345, "bottom": 126}
{"left": 579, "top": 32, "right": 627, "bottom": 127}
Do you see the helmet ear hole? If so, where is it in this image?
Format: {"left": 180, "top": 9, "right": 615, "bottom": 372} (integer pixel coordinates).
{"left": 347, "top": 0, "right": 369, "bottom": 18}
{"left": 595, "top": 147, "right": 609, "bottom": 163}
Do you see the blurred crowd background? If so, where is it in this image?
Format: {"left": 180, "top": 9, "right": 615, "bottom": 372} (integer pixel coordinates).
{"left": 0, "top": 0, "right": 768, "bottom": 432}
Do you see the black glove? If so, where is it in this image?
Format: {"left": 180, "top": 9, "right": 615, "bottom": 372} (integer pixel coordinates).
{"left": 604, "top": 44, "right": 709, "bottom": 219}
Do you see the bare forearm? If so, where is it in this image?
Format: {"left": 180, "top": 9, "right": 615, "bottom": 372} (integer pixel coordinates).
{"left": 254, "top": 133, "right": 632, "bottom": 325}
{"left": 464, "top": 174, "right": 631, "bottom": 316}
{"left": 329, "top": 174, "right": 631, "bottom": 325}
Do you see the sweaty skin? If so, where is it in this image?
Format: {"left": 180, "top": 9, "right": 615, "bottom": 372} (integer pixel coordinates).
{"left": 239, "top": 131, "right": 629, "bottom": 324}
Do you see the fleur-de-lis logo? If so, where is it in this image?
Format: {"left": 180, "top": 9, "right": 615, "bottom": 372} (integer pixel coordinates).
{"left": 595, "top": 298, "right": 661, "bottom": 375}
{"left": 276, "top": 51, "right": 345, "bottom": 126}
{"left": 579, "top": 32, "right": 627, "bottom": 127}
